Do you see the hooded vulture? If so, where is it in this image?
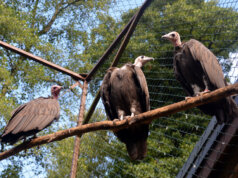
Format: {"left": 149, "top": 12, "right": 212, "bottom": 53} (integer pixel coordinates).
{"left": 1, "top": 85, "right": 62, "bottom": 144}
{"left": 162, "top": 31, "right": 238, "bottom": 123}
{"left": 101, "top": 55, "right": 154, "bottom": 160}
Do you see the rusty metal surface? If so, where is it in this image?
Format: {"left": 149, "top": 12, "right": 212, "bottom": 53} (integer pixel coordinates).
{"left": 70, "top": 81, "right": 88, "bottom": 178}
{"left": 0, "top": 41, "right": 85, "bottom": 81}
{"left": 111, "top": 0, "right": 153, "bottom": 67}
{"left": 85, "top": 14, "right": 136, "bottom": 81}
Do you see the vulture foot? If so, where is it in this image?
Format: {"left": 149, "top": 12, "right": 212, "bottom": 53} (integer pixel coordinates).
{"left": 113, "top": 119, "right": 120, "bottom": 124}
{"left": 185, "top": 96, "right": 193, "bottom": 101}
{"left": 28, "top": 134, "right": 37, "bottom": 142}
{"left": 197, "top": 89, "right": 211, "bottom": 96}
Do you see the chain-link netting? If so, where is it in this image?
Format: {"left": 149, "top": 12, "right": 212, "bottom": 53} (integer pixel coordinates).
{"left": 0, "top": 0, "right": 238, "bottom": 177}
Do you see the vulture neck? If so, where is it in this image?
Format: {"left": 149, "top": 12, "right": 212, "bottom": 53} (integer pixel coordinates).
{"left": 52, "top": 93, "right": 60, "bottom": 100}
{"left": 133, "top": 61, "right": 143, "bottom": 68}
{"left": 174, "top": 39, "right": 182, "bottom": 47}
{"left": 174, "top": 41, "right": 183, "bottom": 51}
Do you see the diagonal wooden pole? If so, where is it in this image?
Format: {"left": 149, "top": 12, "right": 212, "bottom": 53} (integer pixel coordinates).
{"left": 1, "top": 83, "right": 238, "bottom": 161}
{"left": 70, "top": 81, "right": 88, "bottom": 178}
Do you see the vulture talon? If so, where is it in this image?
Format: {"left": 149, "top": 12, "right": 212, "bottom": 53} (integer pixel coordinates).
{"left": 113, "top": 119, "right": 120, "bottom": 124}
{"left": 197, "top": 89, "right": 211, "bottom": 96}
{"left": 124, "top": 116, "right": 131, "bottom": 120}
{"left": 185, "top": 96, "right": 192, "bottom": 101}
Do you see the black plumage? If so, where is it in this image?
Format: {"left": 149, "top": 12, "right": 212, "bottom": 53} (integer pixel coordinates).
{"left": 101, "top": 56, "right": 153, "bottom": 160}
{"left": 1, "top": 85, "right": 62, "bottom": 144}
{"left": 162, "top": 31, "right": 238, "bottom": 123}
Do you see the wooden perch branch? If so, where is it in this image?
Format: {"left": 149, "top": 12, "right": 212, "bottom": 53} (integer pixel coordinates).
{"left": 0, "top": 83, "right": 238, "bottom": 161}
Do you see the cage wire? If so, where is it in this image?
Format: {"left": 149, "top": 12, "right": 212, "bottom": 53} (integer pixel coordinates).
{"left": 0, "top": 0, "right": 238, "bottom": 177}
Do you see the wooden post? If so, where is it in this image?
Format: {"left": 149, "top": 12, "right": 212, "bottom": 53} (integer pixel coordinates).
{"left": 70, "top": 81, "right": 88, "bottom": 178}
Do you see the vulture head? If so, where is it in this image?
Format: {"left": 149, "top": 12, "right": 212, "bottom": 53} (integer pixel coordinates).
{"left": 162, "top": 31, "right": 182, "bottom": 47}
{"left": 133, "top": 55, "right": 154, "bottom": 68}
{"left": 51, "top": 85, "right": 62, "bottom": 99}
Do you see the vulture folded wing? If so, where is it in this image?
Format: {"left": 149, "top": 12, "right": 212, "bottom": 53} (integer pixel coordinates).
{"left": 101, "top": 68, "right": 116, "bottom": 120}
{"left": 187, "top": 39, "right": 225, "bottom": 88}
{"left": 25, "top": 98, "right": 60, "bottom": 131}
{"left": 5, "top": 97, "right": 60, "bottom": 135}
{"left": 173, "top": 58, "right": 194, "bottom": 96}
{"left": 2, "top": 103, "right": 28, "bottom": 135}
{"left": 133, "top": 66, "right": 150, "bottom": 111}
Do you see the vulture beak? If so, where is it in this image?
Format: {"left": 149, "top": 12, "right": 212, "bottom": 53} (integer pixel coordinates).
{"left": 141, "top": 56, "right": 154, "bottom": 66}
{"left": 57, "top": 86, "right": 63, "bottom": 91}
{"left": 162, "top": 34, "right": 171, "bottom": 40}
{"left": 143, "top": 56, "right": 154, "bottom": 62}
{"left": 134, "top": 56, "right": 154, "bottom": 67}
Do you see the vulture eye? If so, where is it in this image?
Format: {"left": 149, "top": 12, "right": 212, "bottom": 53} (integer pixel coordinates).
{"left": 141, "top": 56, "right": 144, "bottom": 59}
{"left": 171, "top": 33, "right": 175, "bottom": 37}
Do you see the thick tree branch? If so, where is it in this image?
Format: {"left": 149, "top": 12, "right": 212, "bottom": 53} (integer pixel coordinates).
{"left": 38, "top": 0, "right": 80, "bottom": 35}
{"left": 31, "top": 0, "right": 39, "bottom": 29}
{"left": 0, "top": 83, "right": 238, "bottom": 161}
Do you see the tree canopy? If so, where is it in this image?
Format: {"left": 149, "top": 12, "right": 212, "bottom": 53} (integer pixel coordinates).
{"left": 0, "top": 0, "right": 238, "bottom": 177}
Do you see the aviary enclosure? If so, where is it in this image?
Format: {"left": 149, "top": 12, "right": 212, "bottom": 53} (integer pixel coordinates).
{"left": 0, "top": 0, "right": 238, "bottom": 177}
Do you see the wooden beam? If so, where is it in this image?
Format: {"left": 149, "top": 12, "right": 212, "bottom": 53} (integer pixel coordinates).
{"left": 0, "top": 41, "right": 85, "bottom": 81}
{"left": 0, "top": 83, "right": 238, "bottom": 161}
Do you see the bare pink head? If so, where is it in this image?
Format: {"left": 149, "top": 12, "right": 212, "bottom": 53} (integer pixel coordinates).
{"left": 162, "top": 31, "right": 182, "bottom": 47}
{"left": 133, "top": 55, "right": 154, "bottom": 68}
{"left": 51, "top": 85, "right": 62, "bottom": 99}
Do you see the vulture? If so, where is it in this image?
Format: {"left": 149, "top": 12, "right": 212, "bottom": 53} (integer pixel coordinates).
{"left": 0, "top": 85, "right": 62, "bottom": 144}
{"left": 162, "top": 31, "right": 238, "bottom": 123}
{"left": 101, "top": 55, "right": 154, "bottom": 160}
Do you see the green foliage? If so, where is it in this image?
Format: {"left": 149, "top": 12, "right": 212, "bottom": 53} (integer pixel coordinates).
{"left": 46, "top": 0, "right": 237, "bottom": 177}
{"left": 0, "top": 0, "right": 238, "bottom": 177}
{"left": 0, "top": 0, "right": 113, "bottom": 176}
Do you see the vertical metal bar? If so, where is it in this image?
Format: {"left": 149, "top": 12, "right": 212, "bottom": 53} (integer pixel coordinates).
{"left": 83, "top": 89, "right": 101, "bottom": 125}
{"left": 70, "top": 81, "right": 88, "bottom": 178}
{"left": 83, "top": 0, "right": 153, "bottom": 125}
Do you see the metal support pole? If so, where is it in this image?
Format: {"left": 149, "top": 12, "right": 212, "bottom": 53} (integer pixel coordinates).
{"left": 85, "top": 14, "right": 136, "bottom": 81}
{"left": 0, "top": 41, "right": 85, "bottom": 81}
{"left": 70, "top": 81, "right": 88, "bottom": 178}
{"left": 111, "top": 0, "right": 152, "bottom": 67}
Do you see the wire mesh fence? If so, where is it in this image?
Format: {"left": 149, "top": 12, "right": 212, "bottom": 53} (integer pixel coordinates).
{"left": 0, "top": 0, "right": 238, "bottom": 177}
